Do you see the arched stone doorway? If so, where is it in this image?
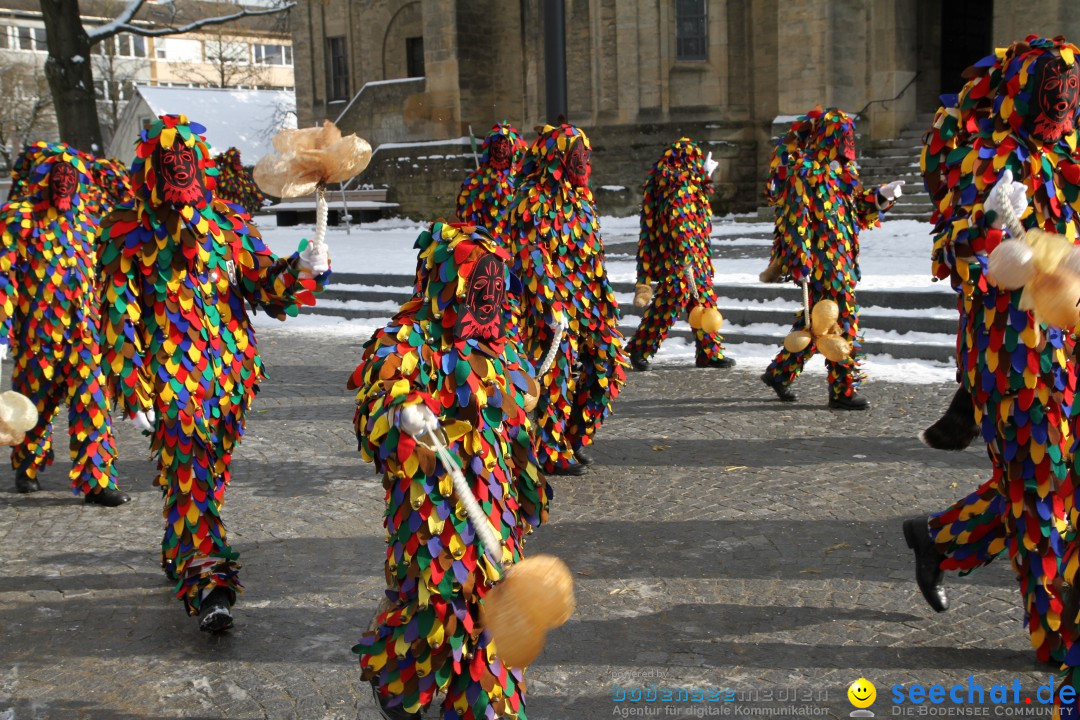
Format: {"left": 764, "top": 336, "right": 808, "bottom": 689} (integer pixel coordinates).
{"left": 916, "top": 0, "right": 993, "bottom": 113}
{"left": 382, "top": 1, "right": 424, "bottom": 80}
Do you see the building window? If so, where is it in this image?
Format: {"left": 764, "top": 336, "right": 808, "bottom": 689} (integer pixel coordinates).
{"left": 9, "top": 25, "right": 46, "bottom": 52}
{"left": 116, "top": 33, "right": 147, "bottom": 58}
{"left": 155, "top": 37, "right": 203, "bottom": 62}
{"left": 327, "top": 36, "right": 349, "bottom": 101}
{"left": 675, "top": 0, "right": 707, "bottom": 61}
{"left": 253, "top": 43, "right": 292, "bottom": 66}
{"left": 406, "top": 36, "right": 424, "bottom": 78}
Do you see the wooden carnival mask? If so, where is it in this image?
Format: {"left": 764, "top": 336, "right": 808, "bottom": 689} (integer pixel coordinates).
{"left": 1028, "top": 52, "right": 1080, "bottom": 143}
{"left": 155, "top": 141, "right": 204, "bottom": 206}
{"left": 563, "top": 137, "right": 591, "bottom": 187}
{"left": 456, "top": 253, "right": 507, "bottom": 340}
{"left": 49, "top": 162, "right": 77, "bottom": 211}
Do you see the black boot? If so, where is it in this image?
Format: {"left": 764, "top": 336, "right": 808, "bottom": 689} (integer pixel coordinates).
{"left": 697, "top": 355, "right": 736, "bottom": 369}
{"left": 629, "top": 349, "right": 650, "bottom": 372}
{"left": 828, "top": 393, "right": 869, "bottom": 411}
{"left": 14, "top": 471, "right": 40, "bottom": 493}
{"left": 84, "top": 487, "right": 131, "bottom": 506}
{"left": 761, "top": 373, "right": 796, "bottom": 402}
{"left": 921, "top": 385, "right": 980, "bottom": 451}
{"left": 551, "top": 463, "right": 588, "bottom": 477}
{"left": 902, "top": 517, "right": 949, "bottom": 613}
{"left": 370, "top": 679, "right": 422, "bottom": 720}
{"left": 575, "top": 448, "right": 593, "bottom": 465}
{"left": 199, "top": 586, "right": 234, "bottom": 632}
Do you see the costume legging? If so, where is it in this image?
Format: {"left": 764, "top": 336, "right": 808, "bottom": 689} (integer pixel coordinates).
{"left": 928, "top": 288, "right": 1073, "bottom": 664}
{"left": 626, "top": 275, "right": 726, "bottom": 362}
{"left": 11, "top": 340, "right": 119, "bottom": 495}
{"left": 763, "top": 284, "right": 861, "bottom": 400}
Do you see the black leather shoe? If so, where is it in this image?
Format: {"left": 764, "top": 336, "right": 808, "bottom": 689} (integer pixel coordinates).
{"left": 370, "top": 679, "right": 422, "bottom": 720}
{"left": 199, "top": 587, "right": 234, "bottom": 632}
{"left": 551, "top": 463, "right": 588, "bottom": 476}
{"left": 828, "top": 393, "right": 869, "bottom": 411}
{"left": 921, "top": 385, "right": 980, "bottom": 451}
{"left": 697, "top": 356, "right": 736, "bottom": 369}
{"left": 14, "top": 471, "right": 40, "bottom": 493}
{"left": 761, "top": 373, "right": 796, "bottom": 402}
{"left": 629, "top": 350, "right": 650, "bottom": 372}
{"left": 575, "top": 448, "right": 593, "bottom": 465}
{"left": 903, "top": 517, "right": 949, "bottom": 613}
{"left": 84, "top": 487, "right": 131, "bottom": 506}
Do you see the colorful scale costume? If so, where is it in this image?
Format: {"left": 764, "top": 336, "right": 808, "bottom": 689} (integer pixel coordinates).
{"left": 761, "top": 108, "right": 887, "bottom": 403}
{"left": 214, "top": 147, "right": 267, "bottom": 217}
{"left": 502, "top": 123, "right": 627, "bottom": 474}
{"left": 350, "top": 222, "right": 548, "bottom": 719}
{"left": 627, "top": 138, "right": 729, "bottom": 366}
{"left": 0, "top": 143, "right": 121, "bottom": 497}
{"left": 98, "top": 115, "right": 329, "bottom": 618}
{"left": 919, "top": 36, "right": 1080, "bottom": 665}
{"left": 86, "top": 157, "right": 133, "bottom": 219}
{"left": 456, "top": 123, "right": 527, "bottom": 231}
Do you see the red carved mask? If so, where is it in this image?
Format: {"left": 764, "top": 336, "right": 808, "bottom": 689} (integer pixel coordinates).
{"left": 839, "top": 127, "right": 856, "bottom": 163}
{"left": 1028, "top": 53, "right": 1080, "bottom": 143}
{"left": 49, "top": 162, "right": 77, "bottom": 211}
{"left": 564, "top": 138, "right": 591, "bottom": 187}
{"left": 489, "top": 136, "right": 512, "bottom": 171}
{"left": 156, "top": 142, "right": 204, "bottom": 206}
{"left": 456, "top": 253, "right": 506, "bottom": 340}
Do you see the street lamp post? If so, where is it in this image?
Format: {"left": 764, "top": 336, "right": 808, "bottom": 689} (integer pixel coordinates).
{"left": 543, "top": 0, "right": 567, "bottom": 123}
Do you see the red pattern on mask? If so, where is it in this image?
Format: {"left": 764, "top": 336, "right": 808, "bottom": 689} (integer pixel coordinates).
{"left": 456, "top": 253, "right": 506, "bottom": 340}
{"left": 156, "top": 143, "right": 205, "bottom": 206}
{"left": 1030, "top": 54, "right": 1080, "bottom": 142}
{"left": 49, "top": 162, "right": 77, "bottom": 211}
{"left": 564, "top": 139, "right": 591, "bottom": 187}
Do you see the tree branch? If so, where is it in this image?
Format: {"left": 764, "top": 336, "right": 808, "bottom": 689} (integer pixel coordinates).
{"left": 102, "top": 3, "right": 296, "bottom": 39}
{"left": 86, "top": 0, "right": 146, "bottom": 42}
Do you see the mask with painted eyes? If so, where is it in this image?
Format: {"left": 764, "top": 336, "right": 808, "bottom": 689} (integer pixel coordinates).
{"left": 838, "top": 127, "right": 856, "bottom": 163}
{"left": 1028, "top": 53, "right": 1080, "bottom": 143}
{"left": 489, "top": 136, "right": 512, "bottom": 171}
{"left": 49, "top": 162, "right": 77, "bottom": 211}
{"left": 563, "top": 138, "right": 591, "bottom": 187}
{"left": 456, "top": 253, "right": 507, "bottom": 340}
{"left": 156, "top": 142, "right": 204, "bottom": 206}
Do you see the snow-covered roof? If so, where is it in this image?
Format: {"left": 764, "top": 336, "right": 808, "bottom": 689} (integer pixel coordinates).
{"left": 121, "top": 85, "right": 297, "bottom": 161}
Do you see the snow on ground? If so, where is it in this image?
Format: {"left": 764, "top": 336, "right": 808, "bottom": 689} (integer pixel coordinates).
{"left": 252, "top": 213, "right": 955, "bottom": 385}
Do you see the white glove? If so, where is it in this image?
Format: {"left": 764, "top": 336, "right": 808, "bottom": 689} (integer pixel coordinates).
{"left": 298, "top": 240, "right": 330, "bottom": 276}
{"left": 0, "top": 344, "right": 8, "bottom": 361}
{"left": 984, "top": 168, "right": 1029, "bottom": 231}
{"left": 131, "top": 409, "right": 156, "bottom": 433}
{"left": 878, "top": 180, "right": 905, "bottom": 201}
{"left": 703, "top": 151, "right": 719, "bottom": 178}
{"left": 398, "top": 403, "right": 439, "bottom": 438}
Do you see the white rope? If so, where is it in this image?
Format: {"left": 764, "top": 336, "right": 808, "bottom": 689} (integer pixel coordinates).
{"left": 313, "top": 185, "right": 329, "bottom": 253}
{"left": 993, "top": 179, "right": 1027, "bottom": 242}
{"left": 537, "top": 317, "right": 568, "bottom": 377}
{"left": 801, "top": 279, "right": 811, "bottom": 330}
{"left": 422, "top": 428, "right": 506, "bottom": 573}
{"left": 682, "top": 266, "right": 699, "bottom": 302}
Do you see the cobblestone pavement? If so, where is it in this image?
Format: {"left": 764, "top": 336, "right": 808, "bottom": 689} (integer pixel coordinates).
{"left": 0, "top": 329, "right": 1058, "bottom": 719}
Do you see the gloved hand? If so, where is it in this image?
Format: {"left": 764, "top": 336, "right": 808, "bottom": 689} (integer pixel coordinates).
{"left": 633, "top": 283, "right": 653, "bottom": 308}
{"left": 131, "top": 409, "right": 156, "bottom": 433}
{"left": 298, "top": 239, "right": 330, "bottom": 276}
{"left": 984, "top": 168, "right": 1029, "bottom": 231}
{"left": 878, "top": 180, "right": 906, "bottom": 201}
{"left": 0, "top": 343, "right": 8, "bottom": 361}
{"left": 703, "top": 151, "right": 719, "bottom": 177}
{"left": 398, "top": 403, "right": 439, "bottom": 438}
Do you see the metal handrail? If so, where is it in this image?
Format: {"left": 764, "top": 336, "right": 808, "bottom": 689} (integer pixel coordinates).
{"left": 855, "top": 71, "right": 921, "bottom": 120}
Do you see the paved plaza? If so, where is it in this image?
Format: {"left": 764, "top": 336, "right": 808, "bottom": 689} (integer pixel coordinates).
{"left": 0, "top": 329, "right": 1055, "bottom": 719}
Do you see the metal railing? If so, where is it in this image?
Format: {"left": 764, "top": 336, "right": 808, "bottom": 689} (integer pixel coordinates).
{"left": 855, "top": 71, "right": 921, "bottom": 120}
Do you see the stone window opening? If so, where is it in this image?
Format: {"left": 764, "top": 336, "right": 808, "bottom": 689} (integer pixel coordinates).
{"left": 406, "top": 36, "right": 424, "bottom": 78}
{"left": 676, "top": 0, "right": 707, "bottom": 62}
{"left": 327, "top": 36, "right": 349, "bottom": 102}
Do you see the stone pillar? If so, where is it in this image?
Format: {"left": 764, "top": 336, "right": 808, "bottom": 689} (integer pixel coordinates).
{"left": 865, "top": 0, "right": 918, "bottom": 139}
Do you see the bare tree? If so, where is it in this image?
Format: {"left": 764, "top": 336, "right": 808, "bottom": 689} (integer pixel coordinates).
{"left": 174, "top": 29, "right": 267, "bottom": 89}
{"left": 0, "top": 61, "right": 55, "bottom": 169}
{"left": 39, "top": 0, "right": 295, "bottom": 152}
{"left": 92, "top": 34, "right": 140, "bottom": 143}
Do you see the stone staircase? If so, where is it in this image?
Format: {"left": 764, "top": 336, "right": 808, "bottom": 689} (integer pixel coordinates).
{"left": 858, "top": 113, "right": 937, "bottom": 222}
{"left": 313, "top": 221, "right": 958, "bottom": 364}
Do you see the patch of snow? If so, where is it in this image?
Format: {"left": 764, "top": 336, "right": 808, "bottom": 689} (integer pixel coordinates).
{"left": 600, "top": 185, "right": 627, "bottom": 192}
{"left": 377, "top": 138, "right": 472, "bottom": 151}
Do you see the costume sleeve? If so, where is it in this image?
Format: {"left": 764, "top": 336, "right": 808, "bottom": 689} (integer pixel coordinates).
{"left": 853, "top": 186, "right": 884, "bottom": 230}
{"left": 0, "top": 226, "right": 20, "bottom": 345}
{"left": 347, "top": 319, "right": 439, "bottom": 478}
{"left": 97, "top": 216, "right": 152, "bottom": 416}
{"left": 232, "top": 220, "right": 329, "bottom": 319}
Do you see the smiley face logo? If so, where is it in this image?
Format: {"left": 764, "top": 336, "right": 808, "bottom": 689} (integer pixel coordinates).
{"left": 848, "top": 678, "right": 876, "bottom": 709}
